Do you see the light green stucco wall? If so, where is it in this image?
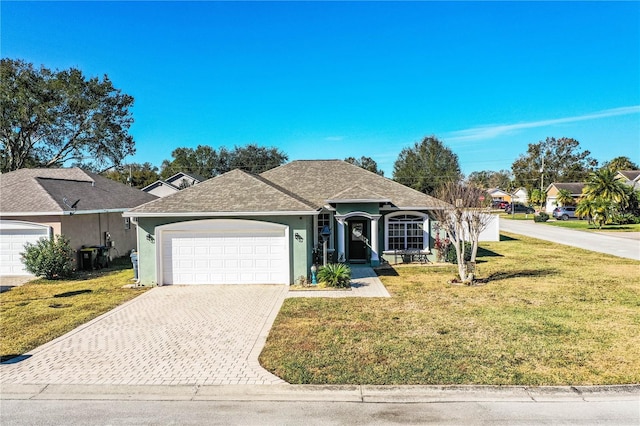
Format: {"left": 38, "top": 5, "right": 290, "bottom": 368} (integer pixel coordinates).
{"left": 135, "top": 215, "right": 313, "bottom": 286}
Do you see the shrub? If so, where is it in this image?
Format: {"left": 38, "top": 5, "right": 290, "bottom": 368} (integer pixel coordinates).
{"left": 611, "top": 213, "right": 640, "bottom": 225}
{"left": 317, "top": 263, "right": 351, "bottom": 288}
{"left": 445, "top": 243, "right": 472, "bottom": 264}
{"left": 21, "top": 234, "right": 75, "bottom": 280}
{"left": 534, "top": 212, "right": 550, "bottom": 222}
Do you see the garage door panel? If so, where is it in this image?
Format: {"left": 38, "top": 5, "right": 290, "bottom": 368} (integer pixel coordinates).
{"left": 0, "top": 222, "right": 50, "bottom": 276}
{"left": 160, "top": 221, "right": 289, "bottom": 285}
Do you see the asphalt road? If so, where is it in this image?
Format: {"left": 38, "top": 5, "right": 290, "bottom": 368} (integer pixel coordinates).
{"left": 2, "top": 399, "right": 639, "bottom": 425}
{"left": 499, "top": 219, "right": 640, "bottom": 261}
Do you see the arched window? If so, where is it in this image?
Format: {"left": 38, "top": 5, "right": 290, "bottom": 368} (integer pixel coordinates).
{"left": 385, "top": 212, "right": 428, "bottom": 251}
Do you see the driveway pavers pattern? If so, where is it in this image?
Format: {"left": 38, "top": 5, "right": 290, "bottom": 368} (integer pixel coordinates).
{"left": 1, "top": 285, "right": 287, "bottom": 386}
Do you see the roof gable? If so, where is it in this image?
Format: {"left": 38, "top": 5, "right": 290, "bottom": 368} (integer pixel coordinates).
{"left": 261, "top": 160, "right": 448, "bottom": 209}
{"left": 127, "top": 169, "right": 317, "bottom": 215}
{"left": 326, "top": 185, "right": 390, "bottom": 203}
{"left": 616, "top": 170, "right": 640, "bottom": 182}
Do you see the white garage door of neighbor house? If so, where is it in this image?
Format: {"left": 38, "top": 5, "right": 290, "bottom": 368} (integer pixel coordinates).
{"left": 0, "top": 220, "right": 51, "bottom": 276}
{"left": 160, "top": 220, "right": 289, "bottom": 285}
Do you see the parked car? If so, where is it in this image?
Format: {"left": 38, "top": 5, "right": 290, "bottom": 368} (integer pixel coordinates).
{"left": 505, "top": 203, "right": 535, "bottom": 214}
{"left": 552, "top": 206, "right": 577, "bottom": 220}
{"left": 492, "top": 200, "right": 509, "bottom": 209}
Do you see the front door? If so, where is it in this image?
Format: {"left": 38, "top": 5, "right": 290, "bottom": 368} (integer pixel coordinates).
{"left": 348, "top": 220, "right": 367, "bottom": 263}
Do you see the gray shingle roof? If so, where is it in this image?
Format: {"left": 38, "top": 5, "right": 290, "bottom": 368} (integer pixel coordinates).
{"left": 261, "top": 160, "right": 449, "bottom": 209}
{"left": 126, "top": 160, "right": 449, "bottom": 216}
{"left": 617, "top": 170, "right": 640, "bottom": 181}
{"left": 547, "top": 182, "right": 586, "bottom": 195}
{"left": 0, "top": 168, "right": 157, "bottom": 214}
{"left": 127, "top": 169, "right": 318, "bottom": 215}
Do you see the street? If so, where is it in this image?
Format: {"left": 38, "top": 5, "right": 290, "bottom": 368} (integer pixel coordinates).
{"left": 499, "top": 219, "right": 640, "bottom": 261}
{"left": 1, "top": 399, "right": 639, "bottom": 425}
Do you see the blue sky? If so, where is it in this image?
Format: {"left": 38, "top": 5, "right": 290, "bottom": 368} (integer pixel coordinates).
{"left": 3, "top": 1, "right": 639, "bottom": 176}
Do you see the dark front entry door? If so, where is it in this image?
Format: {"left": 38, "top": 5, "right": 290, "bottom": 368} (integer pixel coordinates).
{"left": 348, "top": 220, "right": 367, "bottom": 263}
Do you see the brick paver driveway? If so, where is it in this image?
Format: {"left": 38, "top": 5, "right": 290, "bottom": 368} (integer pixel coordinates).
{"left": 1, "top": 285, "right": 287, "bottom": 386}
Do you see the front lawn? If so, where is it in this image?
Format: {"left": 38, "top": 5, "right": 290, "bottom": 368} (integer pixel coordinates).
{"left": 260, "top": 232, "right": 640, "bottom": 385}
{"left": 544, "top": 220, "right": 640, "bottom": 232}
{"left": 0, "top": 261, "right": 147, "bottom": 361}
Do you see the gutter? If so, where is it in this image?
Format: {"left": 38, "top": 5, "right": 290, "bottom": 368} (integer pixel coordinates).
{"left": 1, "top": 208, "right": 129, "bottom": 216}
{"left": 123, "top": 210, "right": 320, "bottom": 218}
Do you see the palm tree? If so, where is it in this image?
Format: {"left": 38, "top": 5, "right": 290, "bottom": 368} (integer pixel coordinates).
{"left": 576, "top": 197, "right": 612, "bottom": 228}
{"left": 583, "top": 168, "right": 630, "bottom": 208}
{"left": 556, "top": 188, "right": 574, "bottom": 206}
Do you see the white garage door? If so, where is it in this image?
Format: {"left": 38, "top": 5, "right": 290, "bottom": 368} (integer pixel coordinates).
{"left": 159, "top": 219, "right": 289, "bottom": 285}
{"left": 0, "top": 220, "right": 51, "bottom": 276}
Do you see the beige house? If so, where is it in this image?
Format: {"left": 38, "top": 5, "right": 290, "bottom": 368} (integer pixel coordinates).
{"left": 0, "top": 168, "right": 156, "bottom": 275}
{"left": 487, "top": 188, "right": 512, "bottom": 203}
{"left": 544, "top": 182, "right": 585, "bottom": 213}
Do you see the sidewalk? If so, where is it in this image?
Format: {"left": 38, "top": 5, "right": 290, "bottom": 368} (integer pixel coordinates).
{"left": 286, "top": 265, "right": 391, "bottom": 298}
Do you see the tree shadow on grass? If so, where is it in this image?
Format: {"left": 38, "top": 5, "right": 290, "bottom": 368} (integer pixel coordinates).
{"left": 476, "top": 247, "right": 503, "bottom": 258}
{"left": 54, "top": 289, "right": 92, "bottom": 298}
{"left": 476, "top": 268, "right": 557, "bottom": 284}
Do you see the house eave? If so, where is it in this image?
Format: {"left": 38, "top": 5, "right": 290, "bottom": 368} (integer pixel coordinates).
{"left": 123, "top": 210, "right": 320, "bottom": 218}
{"left": 1, "top": 208, "right": 129, "bottom": 217}
{"left": 326, "top": 198, "right": 392, "bottom": 204}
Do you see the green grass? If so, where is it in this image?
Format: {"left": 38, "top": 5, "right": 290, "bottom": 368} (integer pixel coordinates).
{"left": 544, "top": 220, "right": 640, "bottom": 232}
{"left": 499, "top": 212, "right": 537, "bottom": 220}
{"left": 260, "top": 233, "right": 640, "bottom": 385}
{"left": 0, "top": 261, "right": 147, "bottom": 361}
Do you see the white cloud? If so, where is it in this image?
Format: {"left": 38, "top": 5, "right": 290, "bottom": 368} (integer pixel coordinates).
{"left": 445, "top": 106, "right": 640, "bottom": 143}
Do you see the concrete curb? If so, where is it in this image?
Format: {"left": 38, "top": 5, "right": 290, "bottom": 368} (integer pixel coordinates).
{"left": 2, "top": 383, "right": 638, "bottom": 402}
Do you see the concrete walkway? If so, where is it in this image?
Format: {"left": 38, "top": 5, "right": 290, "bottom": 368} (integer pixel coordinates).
{"left": 500, "top": 219, "right": 640, "bottom": 260}
{"left": 286, "top": 265, "right": 391, "bottom": 298}
{"left": 0, "top": 285, "right": 288, "bottom": 386}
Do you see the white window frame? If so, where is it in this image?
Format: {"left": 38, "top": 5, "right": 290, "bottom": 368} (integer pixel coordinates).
{"left": 314, "top": 211, "right": 334, "bottom": 249}
{"left": 384, "top": 211, "right": 429, "bottom": 251}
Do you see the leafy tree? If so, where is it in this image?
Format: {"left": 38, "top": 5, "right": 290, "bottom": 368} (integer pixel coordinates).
{"left": 229, "top": 143, "right": 288, "bottom": 175}
{"left": 393, "top": 136, "right": 461, "bottom": 196}
{"left": 431, "top": 181, "right": 493, "bottom": 285}
{"left": 160, "top": 145, "right": 225, "bottom": 179}
{"left": 0, "top": 59, "right": 135, "bottom": 172}
{"left": 602, "top": 156, "right": 639, "bottom": 172}
{"left": 344, "top": 156, "right": 384, "bottom": 176}
{"left": 556, "top": 189, "right": 575, "bottom": 206}
{"left": 511, "top": 137, "right": 597, "bottom": 191}
{"left": 103, "top": 162, "right": 160, "bottom": 188}
{"left": 160, "top": 143, "right": 287, "bottom": 179}
{"left": 466, "top": 169, "right": 512, "bottom": 190}
{"left": 529, "top": 188, "right": 546, "bottom": 209}
{"left": 21, "top": 234, "right": 75, "bottom": 280}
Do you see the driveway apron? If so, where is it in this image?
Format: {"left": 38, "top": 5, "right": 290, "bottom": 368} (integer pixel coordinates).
{"left": 0, "top": 285, "right": 287, "bottom": 386}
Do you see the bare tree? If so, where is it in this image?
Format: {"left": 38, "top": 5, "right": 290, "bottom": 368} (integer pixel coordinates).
{"left": 432, "top": 181, "right": 493, "bottom": 285}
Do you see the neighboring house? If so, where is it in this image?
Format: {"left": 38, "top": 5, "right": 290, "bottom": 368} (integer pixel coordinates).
{"left": 0, "top": 168, "right": 157, "bottom": 276}
{"left": 545, "top": 182, "right": 585, "bottom": 213}
{"left": 487, "top": 188, "right": 512, "bottom": 204}
{"left": 124, "top": 160, "right": 451, "bottom": 286}
{"left": 615, "top": 170, "right": 640, "bottom": 190}
{"left": 511, "top": 187, "right": 528, "bottom": 204}
{"left": 142, "top": 172, "right": 203, "bottom": 198}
